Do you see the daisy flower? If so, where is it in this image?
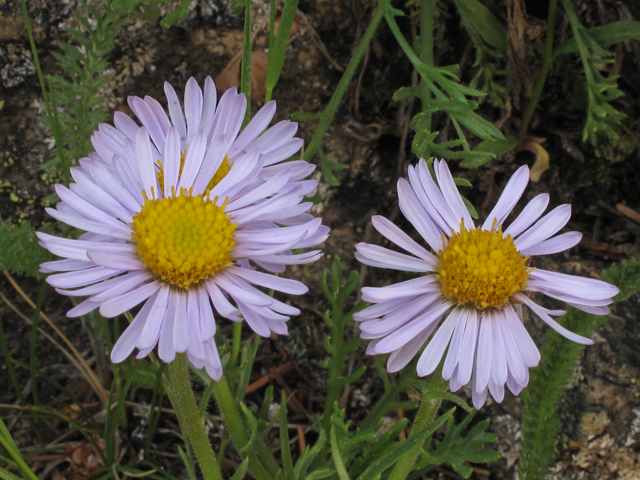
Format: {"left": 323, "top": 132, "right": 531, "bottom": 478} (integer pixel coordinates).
{"left": 39, "top": 77, "right": 329, "bottom": 380}
{"left": 354, "top": 158, "right": 618, "bottom": 408}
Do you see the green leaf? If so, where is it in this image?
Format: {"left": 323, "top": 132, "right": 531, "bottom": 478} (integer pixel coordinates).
{"left": 238, "top": 403, "right": 259, "bottom": 456}
{"left": 559, "top": 0, "right": 625, "bottom": 149}
{"left": 0, "top": 219, "right": 52, "bottom": 279}
{"left": 392, "top": 86, "right": 421, "bottom": 102}
{"left": 258, "top": 385, "right": 274, "bottom": 424}
{"left": 177, "top": 447, "right": 197, "bottom": 480}
{"left": 462, "top": 196, "right": 479, "bottom": 219}
{"left": 265, "top": 0, "right": 300, "bottom": 97}
{"left": 453, "top": 0, "right": 507, "bottom": 57}
{"left": 601, "top": 256, "right": 640, "bottom": 301}
{"left": 453, "top": 177, "right": 472, "bottom": 188}
{"left": 356, "top": 409, "right": 454, "bottom": 480}
{"left": 291, "top": 111, "right": 321, "bottom": 122}
{"left": 0, "top": 466, "right": 28, "bottom": 480}
{"left": 450, "top": 111, "right": 504, "bottom": 141}
{"left": 371, "top": 418, "right": 408, "bottom": 455}
{"left": 474, "top": 135, "right": 518, "bottom": 157}
{"left": 555, "top": 21, "right": 640, "bottom": 56}
{"left": 305, "top": 467, "right": 336, "bottom": 480}
{"left": 415, "top": 410, "right": 499, "bottom": 479}
{"left": 280, "top": 392, "right": 295, "bottom": 480}
{"left": 423, "top": 99, "right": 477, "bottom": 114}
{"left": 319, "top": 147, "right": 347, "bottom": 187}
{"left": 337, "top": 270, "right": 360, "bottom": 304}
{"left": 118, "top": 357, "right": 160, "bottom": 388}
{"left": 160, "top": 0, "right": 193, "bottom": 29}
{"left": 229, "top": 458, "right": 250, "bottom": 480}
{"left": 293, "top": 430, "right": 326, "bottom": 480}
{"left": 230, "top": 0, "right": 245, "bottom": 15}
{"left": 330, "top": 425, "right": 350, "bottom": 480}
{"left": 304, "top": 191, "right": 323, "bottom": 205}
{"left": 330, "top": 256, "right": 343, "bottom": 297}
{"left": 0, "top": 417, "right": 39, "bottom": 480}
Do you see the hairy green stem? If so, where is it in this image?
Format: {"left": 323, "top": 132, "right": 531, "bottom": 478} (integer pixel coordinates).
{"left": 418, "top": 0, "right": 436, "bottom": 158}
{"left": 321, "top": 301, "right": 346, "bottom": 432}
{"left": 559, "top": 0, "right": 596, "bottom": 88}
{"left": 518, "top": 0, "right": 557, "bottom": 142}
{"left": 388, "top": 370, "right": 448, "bottom": 480}
{"left": 213, "top": 375, "right": 274, "bottom": 480}
{"left": 168, "top": 354, "right": 223, "bottom": 480}
{"left": 359, "top": 367, "right": 415, "bottom": 431}
{"left": 304, "top": 0, "right": 385, "bottom": 161}
{"left": 231, "top": 321, "right": 242, "bottom": 367}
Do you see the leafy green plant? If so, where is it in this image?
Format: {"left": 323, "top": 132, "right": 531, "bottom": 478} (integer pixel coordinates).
{"left": 384, "top": 0, "right": 504, "bottom": 168}
{"left": 453, "top": 0, "right": 509, "bottom": 105}
{"left": 519, "top": 257, "right": 640, "bottom": 480}
{"left": 558, "top": 0, "right": 626, "bottom": 152}
{"left": 0, "top": 219, "right": 52, "bottom": 279}
{"left": 47, "top": 2, "right": 126, "bottom": 171}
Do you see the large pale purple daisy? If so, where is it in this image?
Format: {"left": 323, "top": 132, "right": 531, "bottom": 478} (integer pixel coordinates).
{"left": 39, "top": 77, "right": 329, "bottom": 380}
{"left": 355, "top": 158, "right": 618, "bottom": 408}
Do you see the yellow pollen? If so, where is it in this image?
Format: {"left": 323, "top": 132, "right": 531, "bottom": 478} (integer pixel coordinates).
{"left": 436, "top": 221, "right": 531, "bottom": 310}
{"left": 157, "top": 154, "right": 231, "bottom": 196}
{"left": 132, "top": 189, "right": 237, "bottom": 289}
{"left": 206, "top": 156, "right": 231, "bottom": 194}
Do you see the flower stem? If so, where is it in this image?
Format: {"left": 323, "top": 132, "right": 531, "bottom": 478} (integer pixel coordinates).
{"left": 213, "top": 375, "right": 274, "bottom": 480}
{"left": 518, "top": 0, "right": 558, "bottom": 142}
{"left": 321, "top": 298, "right": 346, "bottom": 432}
{"left": 418, "top": 0, "right": 435, "bottom": 159}
{"left": 231, "top": 321, "right": 242, "bottom": 367}
{"left": 387, "top": 369, "right": 448, "bottom": 480}
{"left": 168, "top": 354, "right": 223, "bottom": 480}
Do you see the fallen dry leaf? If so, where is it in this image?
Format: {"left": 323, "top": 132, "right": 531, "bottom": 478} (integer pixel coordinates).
{"left": 616, "top": 203, "right": 640, "bottom": 224}
{"left": 520, "top": 139, "right": 550, "bottom": 182}
{"left": 62, "top": 439, "right": 106, "bottom": 480}
{"left": 273, "top": 12, "right": 306, "bottom": 39}
{"left": 215, "top": 51, "right": 269, "bottom": 101}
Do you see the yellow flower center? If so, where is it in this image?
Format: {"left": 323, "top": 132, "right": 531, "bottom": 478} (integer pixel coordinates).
{"left": 132, "top": 190, "right": 237, "bottom": 289}
{"left": 437, "top": 223, "right": 531, "bottom": 310}
{"left": 157, "top": 154, "right": 231, "bottom": 196}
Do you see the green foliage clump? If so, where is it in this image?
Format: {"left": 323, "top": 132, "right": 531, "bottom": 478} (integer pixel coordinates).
{"left": 602, "top": 256, "right": 640, "bottom": 302}
{"left": 453, "top": 0, "right": 508, "bottom": 106}
{"left": 519, "top": 257, "right": 640, "bottom": 480}
{"left": 45, "top": 0, "right": 199, "bottom": 175}
{"left": 557, "top": 0, "right": 632, "bottom": 154}
{"left": 47, "top": 2, "right": 126, "bottom": 170}
{"left": 0, "top": 218, "right": 52, "bottom": 279}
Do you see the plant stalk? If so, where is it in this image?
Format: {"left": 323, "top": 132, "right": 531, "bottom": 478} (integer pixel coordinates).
{"left": 418, "top": 0, "right": 436, "bottom": 159}
{"left": 321, "top": 299, "right": 346, "bottom": 432}
{"left": 387, "top": 369, "right": 448, "bottom": 480}
{"left": 518, "top": 0, "right": 558, "bottom": 142}
{"left": 304, "top": 0, "right": 385, "bottom": 161}
{"left": 168, "top": 354, "right": 223, "bottom": 480}
{"left": 213, "top": 375, "right": 274, "bottom": 480}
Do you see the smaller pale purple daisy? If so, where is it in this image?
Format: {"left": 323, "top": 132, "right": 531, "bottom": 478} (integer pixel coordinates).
{"left": 39, "top": 77, "right": 329, "bottom": 380}
{"left": 355, "top": 159, "right": 619, "bottom": 408}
